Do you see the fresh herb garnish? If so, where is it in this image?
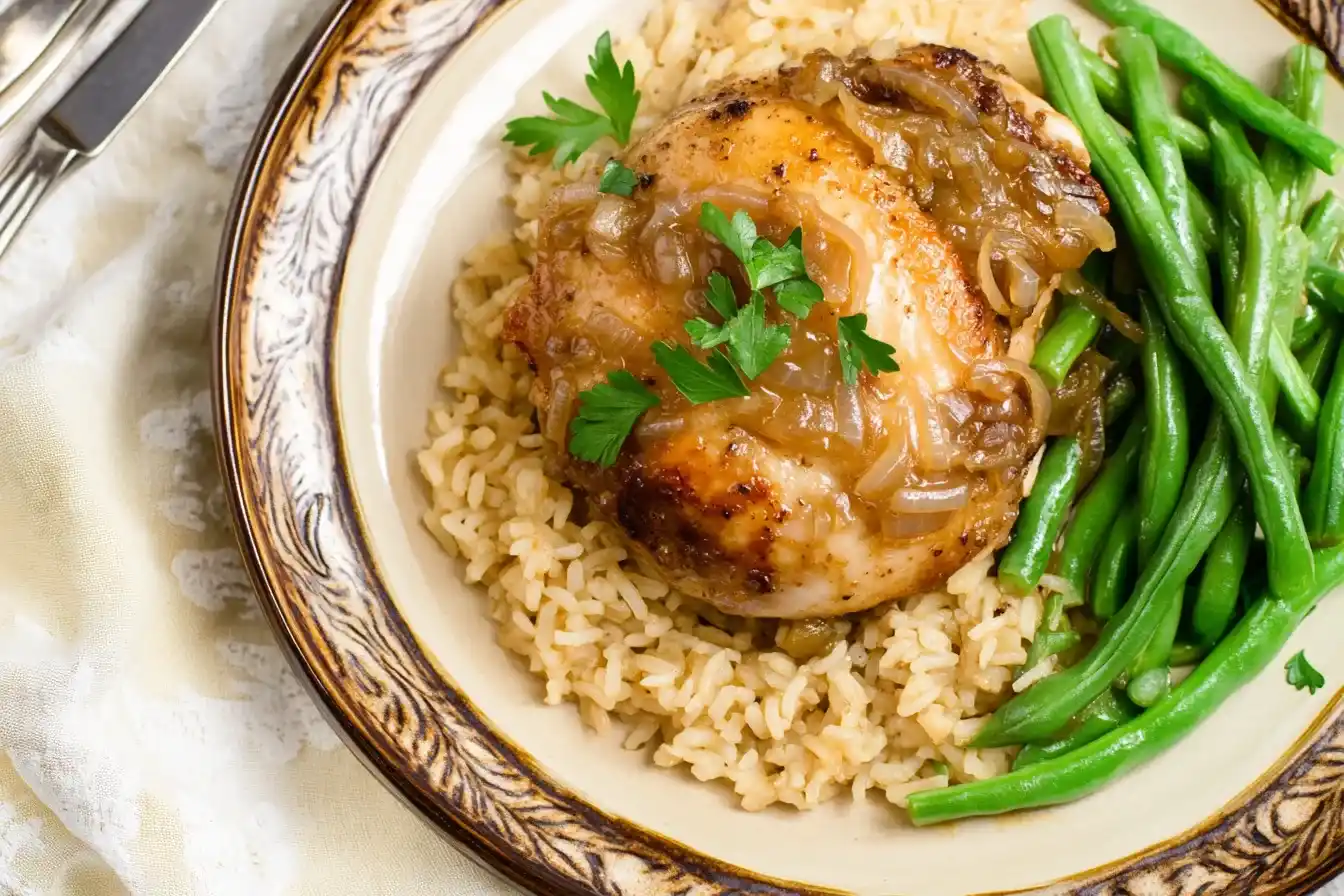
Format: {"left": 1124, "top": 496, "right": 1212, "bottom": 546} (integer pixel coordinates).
{"left": 703, "top": 271, "right": 740, "bottom": 320}
{"left": 698, "top": 203, "right": 826, "bottom": 324}
{"left": 598, "top": 159, "right": 638, "bottom": 196}
{"left": 563, "top": 201, "right": 894, "bottom": 464}
{"left": 684, "top": 273, "right": 738, "bottom": 349}
{"left": 585, "top": 33, "right": 640, "bottom": 145}
{"left": 699, "top": 203, "right": 811, "bottom": 292}
{"left": 684, "top": 318, "right": 730, "bottom": 350}
{"left": 503, "top": 32, "right": 641, "bottom": 168}
{"left": 683, "top": 274, "right": 788, "bottom": 379}
{"left": 775, "top": 278, "right": 824, "bottom": 319}
{"left": 724, "top": 292, "right": 792, "bottom": 380}
{"left": 837, "top": 313, "right": 900, "bottom": 385}
{"left": 699, "top": 203, "right": 759, "bottom": 268}
{"left": 1285, "top": 650, "right": 1325, "bottom": 694}
{"left": 748, "top": 228, "right": 808, "bottom": 289}
{"left": 568, "top": 370, "right": 660, "bottom": 467}
{"left": 652, "top": 342, "right": 750, "bottom": 404}
{"left": 504, "top": 95, "right": 616, "bottom": 168}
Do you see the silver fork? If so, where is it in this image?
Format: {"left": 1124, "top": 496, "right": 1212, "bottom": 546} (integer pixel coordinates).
{"left": 0, "top": 0, "right": 114, "bottom": 128}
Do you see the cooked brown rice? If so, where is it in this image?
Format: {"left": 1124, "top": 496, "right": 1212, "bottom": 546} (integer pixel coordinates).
{"left": 416, "top": 0, "right": 1054, "bottom": 812}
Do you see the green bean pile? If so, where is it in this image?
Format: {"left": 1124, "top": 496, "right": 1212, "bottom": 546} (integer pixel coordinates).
{"left": 907, "top": 0, "right": 1344, "bottom": 825}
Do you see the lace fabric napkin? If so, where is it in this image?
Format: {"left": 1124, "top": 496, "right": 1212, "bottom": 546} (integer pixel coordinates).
{"left": 0, "top": 0, "right": 1336, "bottom": 893}
{"left": 0, "top": 0, "right": 515, "bottom": 891}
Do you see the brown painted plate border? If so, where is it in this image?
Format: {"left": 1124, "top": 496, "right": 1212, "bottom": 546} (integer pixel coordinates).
{"left": 214, "top": 0, "right": 1344, "bottom": 893}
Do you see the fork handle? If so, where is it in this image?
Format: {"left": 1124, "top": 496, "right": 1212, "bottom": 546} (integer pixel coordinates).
{"left": 0, "top": 127, "right": 77, "bottom": 258}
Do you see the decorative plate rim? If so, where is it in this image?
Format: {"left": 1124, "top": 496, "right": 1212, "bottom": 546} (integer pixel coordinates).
{"left": 213, "top": 1, "right": 1344, "bottom": 893}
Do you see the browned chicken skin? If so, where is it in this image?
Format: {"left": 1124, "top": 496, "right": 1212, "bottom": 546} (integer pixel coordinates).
{"left": 507, "top": 45, "right": 1107, "bottom": 618}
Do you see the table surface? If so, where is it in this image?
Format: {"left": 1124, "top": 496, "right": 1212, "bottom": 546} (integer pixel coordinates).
{"left": 0, "top": 0, "right": 1334, "bottom": 893}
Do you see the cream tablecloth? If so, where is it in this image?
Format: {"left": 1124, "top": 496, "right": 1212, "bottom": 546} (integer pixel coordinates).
{"left": 0, "top": 0, "right": 1336, "bottom": 893}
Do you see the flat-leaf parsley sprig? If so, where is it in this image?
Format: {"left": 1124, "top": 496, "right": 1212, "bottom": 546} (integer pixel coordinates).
{"left": 696, "top": 201, "right": 897, "bottom": 386}
{"left": 652, "top": 343, "right": 751, "bottom": 404}
{"left": 683, "top": 274, "right": 791, "bottom": 379}
{"left": 584, "top": 34, "right": 640, "bottom": 144}
{"left": 568, "top": 370, "right": 660, "bottom": 467}
{"left": 837, "top": 313, "right": 900, "bottom": 385}
{"left": 504, "top": 33, "right": 641, "bottom": 168}
{"left": 698, "top": 203, "right": 818, "bottom": 314}
{"left": 680, "top": 202, "right": 828, "bottom": 383}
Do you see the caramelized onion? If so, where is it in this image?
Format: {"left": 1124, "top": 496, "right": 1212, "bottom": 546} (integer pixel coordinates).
{"left": 906, "top": 386, "right": 958, "bottom": 472}
{"left": 966, "top": 364, "right": 1016, "bottom": 401}
{"left": 856, "top": 437, "right": 911, "bottom": 498}
{"left": 836, "top": 383, "right": 865, "bottom": 448}
{"left": 1060, "top": 271, "right": 1144, "bottom": 343}
{"left": 1049, "top": 350, "right": 1108, "bottom": 436}
{"left": 587, "top": 307, "right": 645, "bottom": 357}
{"left": 964, "top": 422, "right": 1030, "bottom": 471}
{"left": 641, "top": 195, "right": 694, "bottom": 236}
{"left": 978, "top": 231, "right": 1013, "bottom": 316}
{"left": 891, "top": 482, "right": 969, "bottom": 513}
{"left": 838, "top": 89, "right": 914, "bottom": 172}
{"left": 700, "top": 184, "right": 773, "bottom": 215}
{"left": 648, "top": 230, "right": 695, "bottom": 285}
{"left": 783, "top": 49, "right": 1111, "bottom": 325}
{"left": 1077, "top": 395, "right": 1107, "bottom": 485}
{"left": 635, "top": 415, "right": 686, "bottom": 440}
{"left": 1008, "top": 277, "right": 1058, "bottom": 363}
{"left": 786, "top": 55, "right": 845, "bottom": 106}
{"left": 760, "top": 358, "right": 833, "bottom": 394}
{"left": 586, "top": 195, "right": 641, "bottom": 262}
{"left": 777, "top": 191, "right": 873, "bottom": 312}
{"left": 969, "top": 358, "right": 1051, "bottom": 435}
{"left": 554, "top": 182, "right": 599, "bottom": 207}
{"left": 1007, "top": 254, "right": 1041, "bottom": 309}
{"left": 767, "top": 394, "right": 837, "bottom": 439}
{"left": 939, "top": 391, "right": 975, "bottom": 427}
{"left": 882, "top": 511, "right": 955, "bottom": 539}
{"left": 546, "top": 377, "right": 574, "bottom": 444}
{"left": 866, "top": 63, "right": 981, "bottom": 125}
{"left": 1055, "top": 200, "right": 1117, "bottom": 252}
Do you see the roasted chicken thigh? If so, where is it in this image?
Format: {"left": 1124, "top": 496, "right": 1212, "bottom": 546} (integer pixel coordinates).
{"left": 507, "top": 45, "right": 1109, "bottom": 617}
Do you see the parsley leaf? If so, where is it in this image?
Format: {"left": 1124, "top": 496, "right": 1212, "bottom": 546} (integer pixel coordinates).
{"left": 748, "top": 228, "right": 807, "bottom": 289}
{"left": 568, "top": 370, "right": 660, "bottom": 467}
{"left": 704, "top": 271, "right": 740, "bottom": 320}
{"left": 699, "top": 206, "right": 822, "bottom": 321}
{"left": 504, "top": 33, "right": 641, "bottom": 167}
{"left": 685, "top": 318, "right": 731, "bottom": 350}
{"left": 725, "top": 293, "right": 791, "bottom": 380}
{"left": 1285, "top": 650, "right": 1325, "bottom": 694}
{"left": 684, "top": 275, "right": 731, "bottom": 346}
{"left": 699, "top": 203, "right": 758, "bottom": 266}
{"left": 653, "top": 343, "right": 750, "bottom": 404}
{"left": 586, "top": 32, "right": 641, "bottom": 145}
{"left": 775, "top": 278, "right": 824, "bottom": 319}
{"left": 684, "top": 273, "right": 742, "bottom": 349}
{"left": 837, "top": 314, "right": 900, "bottom": 385}
{"left": 598, "top": 159, "right": 637, "bottom": 196}
{"left": 504, "top": 93, "right": 614, "bottom": 168}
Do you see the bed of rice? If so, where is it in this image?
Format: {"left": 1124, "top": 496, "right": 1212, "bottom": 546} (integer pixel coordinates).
{"left": 416, "top": 0, "right": 1054, "bottom": 812}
